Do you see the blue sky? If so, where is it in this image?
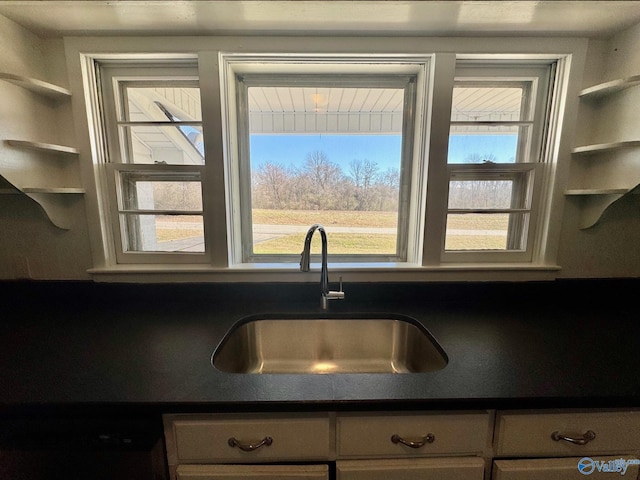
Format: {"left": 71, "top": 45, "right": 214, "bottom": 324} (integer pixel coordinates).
{"left": 448, "top": 135, "right": 518, "bottom": 163}
{"left": 250, "top": 134, "right": 402, "bottom": 171}
{"left": 249, "top": 133, "right": 518, "bottom": 170}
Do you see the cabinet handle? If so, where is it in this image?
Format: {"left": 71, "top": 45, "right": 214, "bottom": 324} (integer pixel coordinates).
{"left": 390, "top": 433, "right": 435, "bottom": 448}
{"left": 228, "top": 436, "right": 273, "bottom": 451}
{"left": 551, "top": 430, "right": 596, "bottom": 445}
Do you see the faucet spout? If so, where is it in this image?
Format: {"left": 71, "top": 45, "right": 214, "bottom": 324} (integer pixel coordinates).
{"left": 300, "top": 224, "right": 344, "bottom": 309}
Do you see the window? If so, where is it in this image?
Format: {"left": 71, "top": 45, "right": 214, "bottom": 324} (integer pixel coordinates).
{"left": 442, "top": 62, "right": 554, "bottom": 263}
{"left": 221, "top": 55, "right": 430, "bottom": 265}
{"left": 92, "top": 52, "right": 563, "bottom": 272}
{"left": 99, "top": 63, "right": 208, "bottom": 263}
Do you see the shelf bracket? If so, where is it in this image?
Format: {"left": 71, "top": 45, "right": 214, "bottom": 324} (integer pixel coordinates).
{"left": 577, "top": 184, "right": 640, "bottom": 229}
{"left": 0, "top": 176, "right": 82, "bottom": 230}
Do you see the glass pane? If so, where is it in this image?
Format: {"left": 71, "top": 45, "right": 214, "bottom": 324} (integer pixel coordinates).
{"left": 448, "top": 174, "right": 530, "bottom": 210}
{"left": 252, "top": 210, "right": 398, "bottom": 255}
{"left": 120, "top": 173, "right": 202, "bottom": 212}
{"left": 247, "top": 85, "right": 405, "bottom": 256}
{"left": 124, "top": 87, "right": 202, "bottom": 122}
{"left": 120, "top": 125, "right": 204, "bottom": 164}
{"left": 120, "top": 214, "right": 204, "bottom": 252}
{"left": 448, "top": 179, "right": 516, "bottom": 209}
{"left": 448, "top": 125, "right": 530, "bottom": 164}
{"left": 444, "top": 213, "right": 528, "bottom": 251}
{"left": 451, "top": 86, "right": 524, "bottom": 122}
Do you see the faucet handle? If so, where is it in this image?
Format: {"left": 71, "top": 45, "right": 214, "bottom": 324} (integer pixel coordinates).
{"left": 325, "top": 276, "right": 345, "bottom": 301}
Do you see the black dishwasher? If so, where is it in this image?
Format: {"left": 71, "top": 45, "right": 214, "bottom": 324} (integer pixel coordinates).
{"left": 0, "top": 412, "right": 167, "bottom": 480}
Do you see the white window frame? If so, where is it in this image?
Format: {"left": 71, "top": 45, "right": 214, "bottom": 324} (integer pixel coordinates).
{"left": 99, "top": 62, "right": 210, "bottom": 264}
{"left": 219, "top": 54, "right": 432, "bottom": 267}
{"left": 439, "top": 60, "right": 555, "bottom": 264}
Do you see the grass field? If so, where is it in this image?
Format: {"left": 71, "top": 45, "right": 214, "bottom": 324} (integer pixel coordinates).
{"left": 252, "top": 209, "right": 509, "bottom": 253}
{"left": 155, "top": 209, "right": 510, "bottom": 252}
{"left": 252, "top": 209, "right": 399, "bottom": 228}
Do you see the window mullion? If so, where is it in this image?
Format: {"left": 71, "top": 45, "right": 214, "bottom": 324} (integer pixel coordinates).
{"left": 422, "top": 53, "right": 457, "bottom": 266}
{"left": 198, "top": 51, "right": 231, "bottom": 268}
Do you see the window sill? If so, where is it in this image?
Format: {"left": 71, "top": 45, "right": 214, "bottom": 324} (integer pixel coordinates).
{"left": 87, "top": 263, "right": 560, "bottom": 283}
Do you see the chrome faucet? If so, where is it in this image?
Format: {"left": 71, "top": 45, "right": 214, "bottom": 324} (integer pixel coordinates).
{"left": 300, "top": 224, "right": 345, "bottom": 310}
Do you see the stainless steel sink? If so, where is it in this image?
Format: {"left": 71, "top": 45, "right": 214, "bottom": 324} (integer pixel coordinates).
{"left": 212, "top": 314, "right": 448, "bottom": 374}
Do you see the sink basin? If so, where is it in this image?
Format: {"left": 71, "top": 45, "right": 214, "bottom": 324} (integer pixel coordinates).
{"left": 212, "top": 313, "right": 448, "bottom": 374}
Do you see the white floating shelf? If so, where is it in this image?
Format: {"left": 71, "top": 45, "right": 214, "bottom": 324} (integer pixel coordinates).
{"left": 571, "top": 140, "right": 640, "bottom": 155}
{"left": 580, "top": 75, "right": 640, "bottom": 98}
{"left": 22, "top": 187, "right": 85, "bottom": 194}
{"left": 565, "top": 188, "right": 631, "bottom": 196}
{"left": 5, "top": 139, "right": 79, "bottom": 156}
{"left": 0, "top": 72, "right": 71, "bottom": 99}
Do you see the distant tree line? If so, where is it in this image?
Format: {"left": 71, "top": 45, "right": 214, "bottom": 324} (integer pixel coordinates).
{"left": 147, "top": 150, "right": 515, "bottom": 213}
{"left": 251, "top": 150, "right": 515, "bottom": 212}
{"left": 448, "top": 152, "right": 515, "bottom": 209}
{"left": 251, "top": 150, "right": 400, "bottom": 211}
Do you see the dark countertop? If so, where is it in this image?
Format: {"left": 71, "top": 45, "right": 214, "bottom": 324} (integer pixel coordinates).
{"left": 1, "top": 279, "right": 639, "bottom": 415}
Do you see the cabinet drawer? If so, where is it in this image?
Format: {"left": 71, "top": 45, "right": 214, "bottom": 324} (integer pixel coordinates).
{"left": 337, "top": 457, "right": 485, "bottom": 480}
{"left": 493, "top": 457, "right": 640, "bottom": 480}
{"left": 336, "top": 412, "right": 490, "bottom": 457}
{"left": 166, "top": 414, "right": 330, "bottom": 463}
{"left": 176, "top": 464, "right": 328, "bottom": 480}
{"left": 494, "top": 410, "right": 640, "bottom": 456}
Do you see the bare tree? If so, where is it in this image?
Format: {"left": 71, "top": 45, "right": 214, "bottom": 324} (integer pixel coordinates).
{"left": 152, "top": 181, "right": 202, "bottom": 210}
{"left": 251, "top": 150, "right": 402, "bottom": 212}
{"left": 464, "top": 152, "right": 497, "bottom": 163}
{"left": 349, "top": 158, "right": 380, "bottom": 210}
{"left": 301, "top": 150, "right": 345, "bottom": 209}
{"left": 252, "top": 161, "right": 291, "bottom": 209}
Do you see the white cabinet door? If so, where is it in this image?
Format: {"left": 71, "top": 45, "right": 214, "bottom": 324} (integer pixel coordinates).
{"left": 337, "top": 457, "right": 485, "bottom": 480}
{"left": 493, "top": 457, "right": 640, "bottom": 480}
{"left": 176, "top": 464, "right": 328, "bottom": 480}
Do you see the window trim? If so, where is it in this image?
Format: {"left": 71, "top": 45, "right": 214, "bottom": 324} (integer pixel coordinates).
{"left": 220, "top": 53, "right": 432, "bottom": 267}
{"left": 66, "top": 37, "right": 586, "bottom": 281}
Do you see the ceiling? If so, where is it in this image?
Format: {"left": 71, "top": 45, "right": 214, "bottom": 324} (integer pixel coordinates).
{"left": 1, "top": 1, "right": 640, "bottom": 38}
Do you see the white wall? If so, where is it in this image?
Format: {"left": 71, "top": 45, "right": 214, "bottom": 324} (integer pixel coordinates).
{"left": 557, "top": 22, "right": 640, "bottom": 278}
{"left": 0, "top": 13, "right": 638, "bottom": 281}
{"left": 0, "top": 15, "right": 92, "bottom": 279}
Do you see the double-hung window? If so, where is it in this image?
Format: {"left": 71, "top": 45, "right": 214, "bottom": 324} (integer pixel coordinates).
{"left": 99, "top": 62, "right": 207, "bottom": 263}
{"left": 443, "top": 61, "right": 554, "bottom": 263}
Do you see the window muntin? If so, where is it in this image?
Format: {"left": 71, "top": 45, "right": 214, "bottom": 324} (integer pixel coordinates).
{"left": 234, "top": 72, "right": 420, "bottom": 263}
{"left": 445, "top": 166, "right": 535, "bottom": 252}
{"left": 100, "top": 63, "right": 208, "bottom": 262}
{"left": 442, "top": 62, "right": 552, "bottom": 261}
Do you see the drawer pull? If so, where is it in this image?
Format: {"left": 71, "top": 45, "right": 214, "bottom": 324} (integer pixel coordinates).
{"left": 228, "top": 436, "right": 273, "bottom": 452}
{"left": 551, "top": 430, "right": 596, "bottom": 445}
{"left": 391, "top": 433, "right": 435, "bottom": 448}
